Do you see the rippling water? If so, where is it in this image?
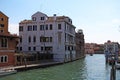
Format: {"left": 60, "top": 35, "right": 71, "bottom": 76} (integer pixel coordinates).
{"left": 1, "top": 54, "right": 120, "bottom": 80}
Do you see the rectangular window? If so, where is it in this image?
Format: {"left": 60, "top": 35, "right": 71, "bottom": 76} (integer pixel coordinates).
{"left": 20, "top": 37, "right": 22, "bottom": 43}
{"left": 19, "top": 26, "right": 23, "bottom": 31}
{"left": 0, "top": 24, "right": 4, "bottom": 27}
{"left": 41, "top": 47, "right": 43, "bottom": 51}
{"left": 58, "top": 24, "right": 61, "bottom": 29}
{"left": 50, "top": 37, "right": 52, "bottom": 42}
{"left": 0, "top": 18, "right": 4, "bottom": 21}
{"left": 40, "top": 37, "right": 45, "bottom": 42}
{"left": 46, "top": 25, "right": 48, "bottom": 30}
{"left": 1, "top": 38, "right": 7, "bottom": 48}
{"left": 68, "top": 46, "right": 70, "bottom": 50}
{"left": 33, "top": 47, "right": 36, "bottom": 51}
{"left": 28, "top": 47, "right": 31, "bottom": 51}
{"left": 20, "top": 47, "right": 22, "bottom": 51}
{"left": 46, "top": 37, "right": 49, "bottom": 42}
{"left": 33, "top": 25, "right": 37, "bottom": 31}
{"left": 50, "top": 24, "right": 52, "bottom": 30}
{"left": 28, "top": 26, "right": 32, "bottom": 31}
{"left": 0, "top": 30, "right": 4, "bottom": 33}
{"left": 45, "top": 46, "right": 53, "bottom": 52}
{"left": 41, "top": 17, "right": 45, "bottom": 20}
{"left": 40, "top": 37, "right": 52, "bottom": 42}
{"left": 40, "top": 25, "right": 44, "bottom": 30}
{"left": 1, "top": 18, "right": 3, "bottom": 21}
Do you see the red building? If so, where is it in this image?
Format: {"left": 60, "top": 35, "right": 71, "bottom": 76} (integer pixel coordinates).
{"left": 75, "top": 29, "right": 85, "bottom": 59}
{"left": 0, "top": 11, "right": 18, "bottom": 67}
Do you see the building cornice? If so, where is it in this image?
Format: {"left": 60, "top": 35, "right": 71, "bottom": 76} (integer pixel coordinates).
{"left": 0, "top": 50, "right": 15, "bottom": 52}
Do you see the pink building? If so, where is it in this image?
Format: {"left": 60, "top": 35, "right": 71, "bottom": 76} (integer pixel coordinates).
{"left": 85, "top": 43, "right": 95, "bottom": 54}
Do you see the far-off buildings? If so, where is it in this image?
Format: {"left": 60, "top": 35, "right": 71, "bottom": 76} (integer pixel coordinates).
{"left": 85, "top": 43, "right": 95, "bottom": 54}
{"left": 0, "top": 11, "right": 18, "bottom": 67}
{"left": 85, "top": 43, "right": 104, "bottom": 54}
{"left": 18, "top": 11, "right": 85, "bottom": 63}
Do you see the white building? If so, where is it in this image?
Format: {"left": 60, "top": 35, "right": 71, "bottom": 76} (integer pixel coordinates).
{"left": 104, "top": 40, "right": 119, "bottom": 62}
{"left": 18, "top": 11, "right": 76, "bottom": 62}
{"left": 104, "top": 40, "right": 119, "bottom": 54}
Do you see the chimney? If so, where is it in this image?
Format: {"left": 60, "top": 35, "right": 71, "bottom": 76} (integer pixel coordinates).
{"left": 53, "top": 14, "right": 56, "bottom": 21}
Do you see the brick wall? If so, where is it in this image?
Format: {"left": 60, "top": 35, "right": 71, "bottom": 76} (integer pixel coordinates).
{"left": 0, "top": 52, "right": 15, "bottom": 67}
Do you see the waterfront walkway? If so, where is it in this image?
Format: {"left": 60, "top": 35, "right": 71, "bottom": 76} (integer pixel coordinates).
{"left": 14, "top": 61, "right": 63, "bottom": 71}
{"left": 1, "top": 61, "right": 63, "bottom": 72}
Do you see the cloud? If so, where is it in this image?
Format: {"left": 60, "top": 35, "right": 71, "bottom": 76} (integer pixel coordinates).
{"left": 8, "top": 24, "right": 19, "bottom": 35}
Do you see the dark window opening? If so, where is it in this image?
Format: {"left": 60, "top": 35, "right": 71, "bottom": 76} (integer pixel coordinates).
{"left": 33, "top": 47, "right": 36, "bottom": 51}
{"left": 0, "top": 24, "right": 4, "bottom": 27}
{"left": 58, "top": 24, "right": 61, "bottom": 29}
{"left": 46, "top": 25, "right": 48, "bottom": 30}
{"left": 28, "top": 47, "right": 31, "bottom": 51}
{"left": 50, "top": 24, "right": 52, "bottom": 30}
{"left": 40, "top": 25, "right": 44, "bottom": 30}
{"left": 33, "top": 25, "right": 37, "bottom": 31}
{"left": 41, "top": 17, "right": 45, "bottom": 20}
{"left": 20, "top": 47, "right": 22, "bottom": 51}
{"left": 19, "top": 26, "right": 23, "bottom": 31}
{"left": 28, "top": 36, "right": 31, "bottom": 43}
{"left": 28, "top": 26, "right": 32, "bottom": 31}
{"left": 33, "top": 36, "right": 36, "bottom": 43}
{"left": 1, "top": 38, "right": 7, "bottom": 47}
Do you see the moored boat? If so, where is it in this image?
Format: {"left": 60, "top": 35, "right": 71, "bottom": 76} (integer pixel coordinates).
{"left": 90, "top": 53, "right": 93, "bottom": 56}
{"left": 0, "top": 68, "right": 17, "bottom": 77}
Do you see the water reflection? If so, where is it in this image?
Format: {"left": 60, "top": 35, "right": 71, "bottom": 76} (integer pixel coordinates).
{"left": 1, "top": 54, "right": 120, "bottom": 80}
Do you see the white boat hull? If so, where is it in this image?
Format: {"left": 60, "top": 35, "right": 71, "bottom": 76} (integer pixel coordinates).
{"left": 0, "top": 69, "right": 17, "bottom": 77}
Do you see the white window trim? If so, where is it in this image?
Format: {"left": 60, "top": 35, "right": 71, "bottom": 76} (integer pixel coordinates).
{"left": 0, "top": 55, "right": 8, "bottom": 63}
{"left": 1, "top": 38, "right": 8, "bottom": 48}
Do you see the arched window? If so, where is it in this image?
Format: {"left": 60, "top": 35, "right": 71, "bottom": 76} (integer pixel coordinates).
{"left": 0, "top": 55, "right": 8, "bottom": 63}
{"left": 33, "top": 36, "right": 36, "bottom": 43}
{"left": 28, "top": 36, "right": 31, "bottom": 43}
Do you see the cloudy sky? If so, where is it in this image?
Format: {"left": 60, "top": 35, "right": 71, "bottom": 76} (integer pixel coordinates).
{"left": 1, "top": 0, "right": 120, "bottom": 44}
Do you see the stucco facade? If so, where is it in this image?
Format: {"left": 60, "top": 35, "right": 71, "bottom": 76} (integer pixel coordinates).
{"left": 18, "top": 12, "right": 76, "bottom": 62}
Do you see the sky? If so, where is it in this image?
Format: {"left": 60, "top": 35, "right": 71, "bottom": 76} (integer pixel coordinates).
{"left": 1, "top": 0, "right": 120, "bottom": 44}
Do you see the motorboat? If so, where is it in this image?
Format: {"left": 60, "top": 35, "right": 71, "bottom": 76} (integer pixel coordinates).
{"left": 90, "top": 53, "right": 93, "bottom": 56}
{"left": 0, "top": 68, "right": 17, "bottom": 77}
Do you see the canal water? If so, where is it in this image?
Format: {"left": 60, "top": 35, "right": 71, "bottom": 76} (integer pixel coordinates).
{"left": 1, "top": 54, "right": 120, "bottom": 80}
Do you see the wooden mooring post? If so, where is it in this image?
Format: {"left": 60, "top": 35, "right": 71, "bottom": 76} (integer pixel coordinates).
{"left": 110, "top": 57, "right": 116, "bottom": 80}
